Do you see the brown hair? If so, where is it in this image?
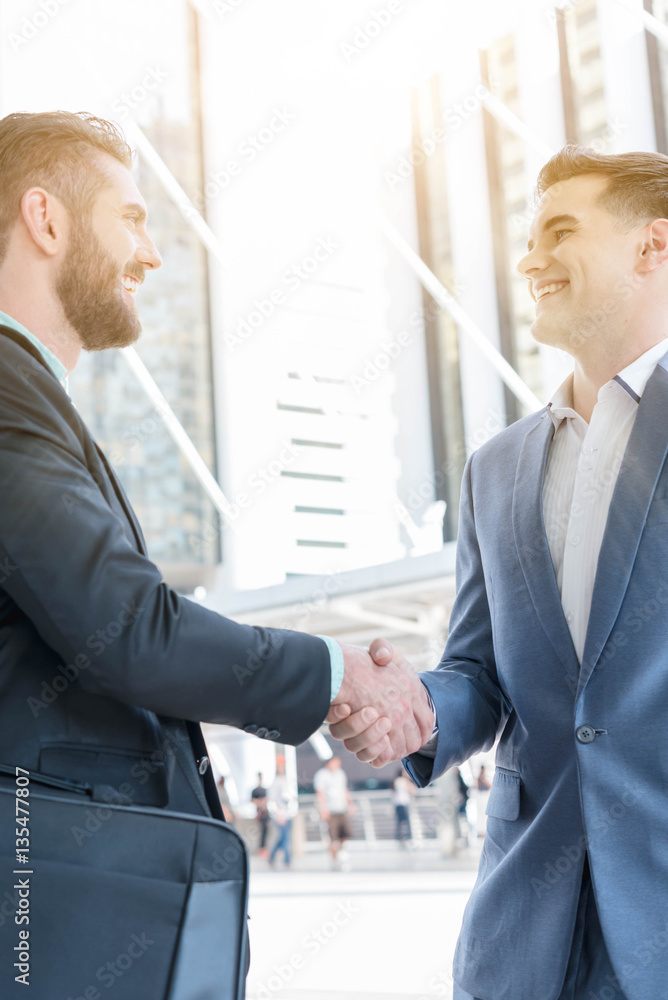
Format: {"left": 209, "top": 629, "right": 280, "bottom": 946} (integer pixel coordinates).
{"left": 536, "top": 144, "right": 668, "bottom": 231}
{"left": 0, "top": 110, "right": 133, "bottom": 265}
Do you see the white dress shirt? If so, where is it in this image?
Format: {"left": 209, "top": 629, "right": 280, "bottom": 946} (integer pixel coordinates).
{"left": 543, "top": 337, "right": 668, "bottom": 663}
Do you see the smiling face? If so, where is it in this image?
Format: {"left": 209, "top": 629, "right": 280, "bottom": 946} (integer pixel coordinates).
{"left": 56, "top": 152, "right": 161, "bottom": 352}
{"left": 517, "top": 173, "right": 644, "bottom": 358}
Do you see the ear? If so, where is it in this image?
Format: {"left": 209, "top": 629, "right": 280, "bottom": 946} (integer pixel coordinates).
{"left": 19, "top": 187, "right": 68, "bottom": 257}
{"left": 637, "top": 219, "right": 668, "bottom": 272}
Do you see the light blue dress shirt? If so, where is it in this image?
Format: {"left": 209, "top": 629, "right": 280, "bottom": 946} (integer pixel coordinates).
{"left": 0, "top": 310, "right": 68, "bottom": 387}
{"left": 0, "top": 310, "right": 344, "bottom": 699}
{"left": 317, "top": 635, "right": 344, "bottom": 700}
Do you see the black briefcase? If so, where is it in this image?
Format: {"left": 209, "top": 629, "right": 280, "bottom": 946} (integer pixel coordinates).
{"left": 0, "top": 784, "right": 249, "bottom": 999}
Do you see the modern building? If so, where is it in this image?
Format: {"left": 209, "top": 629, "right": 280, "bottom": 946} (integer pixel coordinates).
{"left": 1, "top": 0, "right": 665, "bottom": 797}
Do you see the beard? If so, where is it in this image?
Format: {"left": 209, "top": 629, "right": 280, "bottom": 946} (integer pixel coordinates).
{"left": 55, "top": 222, "right": 143, "bottom": 352}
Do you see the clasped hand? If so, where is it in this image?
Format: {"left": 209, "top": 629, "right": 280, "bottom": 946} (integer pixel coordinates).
{"left": 326, "top": 639, "right": 434, "bottom": 768}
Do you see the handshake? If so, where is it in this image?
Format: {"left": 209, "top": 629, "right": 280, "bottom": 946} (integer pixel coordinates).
{"left": 326, "top": 639, "right": 435, "bottom": 768}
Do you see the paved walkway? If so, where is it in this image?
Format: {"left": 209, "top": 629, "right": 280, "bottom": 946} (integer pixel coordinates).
{"left": 246, "top": 843, "right": 481, "bottom": 1000}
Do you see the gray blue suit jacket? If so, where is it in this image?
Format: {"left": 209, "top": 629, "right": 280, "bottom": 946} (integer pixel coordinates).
{"left": 406, "top": 353, "right": 668, "bottom": 1000}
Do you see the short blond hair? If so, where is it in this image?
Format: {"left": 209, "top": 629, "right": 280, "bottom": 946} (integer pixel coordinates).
{"left": 536, "top": 144, "right": 668, "bottom": 230}
{"left": 0, "top": 110, "right": 133, "bottom": 264}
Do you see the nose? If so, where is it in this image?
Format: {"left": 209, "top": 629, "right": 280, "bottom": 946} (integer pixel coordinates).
{"left": 517, "top": 247, "right": 538, "bottom": 278}
{"left": 517, "top": 237, "right": 554, "bottom": 279}
{"left": 136, "top": 230, "right": 162, "bottom": 271}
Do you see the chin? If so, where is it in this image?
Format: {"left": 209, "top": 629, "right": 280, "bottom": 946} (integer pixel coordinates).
{"left": 529, "top": 318, "right": 558, "bottom": 348}
{"left": 80, "top": 316, "right": 142, "bottom": 353}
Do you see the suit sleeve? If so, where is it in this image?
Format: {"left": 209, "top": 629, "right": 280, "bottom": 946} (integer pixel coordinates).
{"left": 0, "top": 346, "right": 331, "bottom": 745}
{"left": 404, "top": 452, "right": 512, "bottom": 786}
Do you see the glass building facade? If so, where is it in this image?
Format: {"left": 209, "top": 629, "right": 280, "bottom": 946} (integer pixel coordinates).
{"left": 0, "top": 0, "right": 665, "bottom": 595}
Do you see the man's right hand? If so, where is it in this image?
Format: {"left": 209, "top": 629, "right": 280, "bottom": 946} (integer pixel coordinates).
{"left": 327, "top": 639, "right": 434, "bottom": 767}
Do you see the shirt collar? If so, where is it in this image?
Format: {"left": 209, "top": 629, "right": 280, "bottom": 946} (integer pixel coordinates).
{"left": 0, "top": 310, "right": 69, "bottom": 389}
{"left": 611, "top": 336, "right": 668, "bottom": 401}
{"left": 546, "top": 372, "right": 576, "bottom": 431}
{"left": 546, "top": 337, "right": 668, "bottom": 431}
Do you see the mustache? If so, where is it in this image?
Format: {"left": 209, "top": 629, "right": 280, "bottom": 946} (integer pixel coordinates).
{"left": 123, "top": 267, "right": 145, "bottom": 283}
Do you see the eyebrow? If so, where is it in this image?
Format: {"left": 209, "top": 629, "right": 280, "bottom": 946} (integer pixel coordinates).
{"left": 121, "top": 202, "right": 148, "bottom": 224}
{"left": 527, "top": 213, "right": 579, "bottom": 251}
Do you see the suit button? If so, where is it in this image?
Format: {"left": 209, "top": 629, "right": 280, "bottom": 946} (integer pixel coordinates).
{"left": 266, "top": 730, "right": 280, "bottom": 740}
{"left": 576, "top": 725, "right": 596, "bottom": 744}
{"left": 255, "top": 727, "right": 269, "bottom": 739}
{"left": 244, "top": 724, "right": 258, "bottom": 735}
{"left": 198, "top": 756, "right": 209, "bottom": 775}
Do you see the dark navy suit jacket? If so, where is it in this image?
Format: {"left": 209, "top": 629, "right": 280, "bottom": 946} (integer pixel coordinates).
{"left": 0, "top": 325, "right": 331, "bottom": 819}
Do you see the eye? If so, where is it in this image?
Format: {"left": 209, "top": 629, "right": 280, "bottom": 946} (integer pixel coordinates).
{"left": 554, "top": 229, "right": 572, "bottom": 242}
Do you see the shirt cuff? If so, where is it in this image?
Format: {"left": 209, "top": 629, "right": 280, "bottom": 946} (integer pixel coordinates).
{"left": 317, "top": 635, "right": 345, "bottom": 701}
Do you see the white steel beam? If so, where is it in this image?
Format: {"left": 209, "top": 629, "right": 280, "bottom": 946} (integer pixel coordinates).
{"left": 614, "top": 0, "right": 668, "bottom": 47}
{"left": 378, "top": 215, "right": 544, "bottom": 413}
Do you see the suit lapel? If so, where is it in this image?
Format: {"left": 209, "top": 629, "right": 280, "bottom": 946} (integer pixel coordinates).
{"left": 579, "top": 360, "right": 668, "bottom": 691}
{"left": 0, "top": 322, "right": 148, "bottom": 558}
{"left": 512, "top": 411, "right": 580, "bottom": 682}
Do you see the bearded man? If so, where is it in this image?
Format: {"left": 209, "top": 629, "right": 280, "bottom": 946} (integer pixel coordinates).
{"left": 0, "top": 110, "right": 433, "bottom": 997}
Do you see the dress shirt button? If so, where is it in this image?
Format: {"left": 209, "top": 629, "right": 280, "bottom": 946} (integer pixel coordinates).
{"left": 565, "top": 612, "right": 573, "bottom": 623}
{"left": 584, "top": 446, "right": 594, "bottom": 454}
{"left": 570, "top": 535, "right": 580, "bottom": 546}
{"left": 580, "top": 464, "right": 593, "bottom": 472}
{"left": 198, "top": 756, "right": 209, "bottom": 775}
{"left": 576, "top": 725, "right": 596, "bottom": 744}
